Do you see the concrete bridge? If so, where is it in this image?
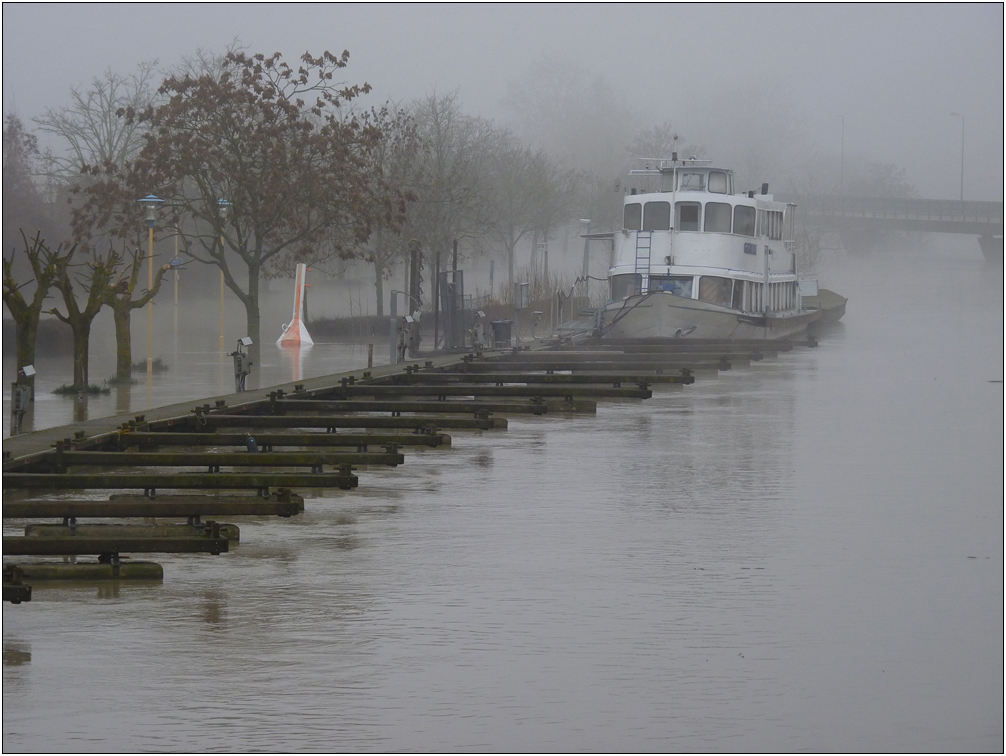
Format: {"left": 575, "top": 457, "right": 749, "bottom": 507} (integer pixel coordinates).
{"left": 782, "top": 195, "right": 1004, "bottom": 261}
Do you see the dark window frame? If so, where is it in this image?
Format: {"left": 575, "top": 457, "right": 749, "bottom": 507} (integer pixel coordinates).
{"left": 733, "top": 205, "right": 756, "bottom": 237}
{"left": 642, "top": 201, "right": 671, "bottom": 231}
{"left": 675, "top": 202, "right": 702, "bottom": 232}
{"left": 704, "top": 202, "right": 732, "bottom": 233}
{"left": 623, "top": 203, "right": 642, "bottom": 231}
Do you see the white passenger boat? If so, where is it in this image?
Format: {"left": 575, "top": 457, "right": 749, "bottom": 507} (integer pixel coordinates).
{"left": 598, "top": 157, "right": 845, "bottom": 340}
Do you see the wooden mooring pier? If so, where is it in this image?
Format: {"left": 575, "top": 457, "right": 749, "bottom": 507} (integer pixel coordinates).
{"left": 3, "top": 338, "right": 813, "bottom": 604}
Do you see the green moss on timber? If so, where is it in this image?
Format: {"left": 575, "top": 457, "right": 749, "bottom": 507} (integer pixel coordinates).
{"left": 25, "top": 522, "right": 240, "bottom": 542}
{"left": 4, "top": 562, "right": 164, "bottom": 581}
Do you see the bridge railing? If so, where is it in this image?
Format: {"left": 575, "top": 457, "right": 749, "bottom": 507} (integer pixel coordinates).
{"left": 783, "top": 196, "right": 1003, "bottom": 225}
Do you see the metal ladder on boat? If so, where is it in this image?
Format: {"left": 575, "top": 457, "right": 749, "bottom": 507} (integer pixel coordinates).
{"left": 634, "top": 231, "right": 652, "bottom": 294}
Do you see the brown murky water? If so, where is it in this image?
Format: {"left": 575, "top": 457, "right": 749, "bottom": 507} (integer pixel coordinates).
{"left": 3, "top": 247, "right": 1003, "bottom": 751}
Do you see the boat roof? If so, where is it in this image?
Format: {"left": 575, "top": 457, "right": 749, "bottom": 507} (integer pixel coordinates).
{"left": 629, "top": 158, "right": 731, "bottom": 175}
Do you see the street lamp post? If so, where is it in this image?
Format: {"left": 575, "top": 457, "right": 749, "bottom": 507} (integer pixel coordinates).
{"left": 950, "top": 113, "right": 964, "bottom": 201}
{"left": 218, "top": 199, "right": 231, "bottom": 354}
{"left": 838, "top": 115, "right": 845, "bottom": 195}
{"left": 580, "top": 219, "right": 591, "bottom": 305}
{"left": 138, "top": 195, "right": 164, "bottom": 378}
{"left": 173, "top": 226, "right": 180, "bottom": 306}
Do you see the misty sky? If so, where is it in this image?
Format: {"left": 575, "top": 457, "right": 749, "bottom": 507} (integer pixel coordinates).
{"left": 3, "top": 3, "right": 1003, "bottom": 200}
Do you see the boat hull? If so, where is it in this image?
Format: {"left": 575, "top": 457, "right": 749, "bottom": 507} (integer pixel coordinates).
{"left": 600, "top": 292, "right": 822, "bottom": 340}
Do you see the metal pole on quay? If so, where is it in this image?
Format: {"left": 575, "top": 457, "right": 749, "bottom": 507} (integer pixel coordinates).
{"left": 217, "top": 199, "right": 232, "bottom": 355}
{"left": 138, "top": 195, "right": 165, "bottom": 379}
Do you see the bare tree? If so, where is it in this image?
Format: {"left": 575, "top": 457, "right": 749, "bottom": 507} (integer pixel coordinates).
{"left": 48, "top": 248, "right": 119, "bottom": 389}
{"left": 404, "top": 91, "right": 498, "bottom": 265}
{"left": 2, "top": 231, "right": 75, "bottom": 392}
{"left": 503, "top": 56, "right": 641, "bottom": 232}
{"left": 104, "top": 247, "right": 172, "bottom": 381}
{"left": 487, "top": 133, "right": 575, "bottom": 288}
{"left": 503, "top": 54, "right": 638, "bottom": 178}
{"left": 73, "top": 50, "right": 404, "bottom": 352}
{"left": 3, "top": 114, "right": 63, "bottom": 257}
{"left": 34, "top": 63, "right": 159, "bottom": 184}
{"left": 306, "top": 103, "right": 419, "bottom": 317}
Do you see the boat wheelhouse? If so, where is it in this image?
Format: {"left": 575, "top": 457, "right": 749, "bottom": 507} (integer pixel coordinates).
{"left": 599, "top": 157, "right": 835, "bottom": 340}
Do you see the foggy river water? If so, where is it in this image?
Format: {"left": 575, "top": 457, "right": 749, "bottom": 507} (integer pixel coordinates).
{"left": 3, "top": 248, "right": 1003, "bottom": 752}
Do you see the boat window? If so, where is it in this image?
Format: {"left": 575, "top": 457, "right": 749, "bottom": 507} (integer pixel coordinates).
{"left": 699, "top": 276, "right": 733, "bottom": 307}
{"left": 675, "top": 202, "right": 701, "bottom": 231}
{"left": 610, "top": 273, "right": 641, "bottom": 300}
{"left": 650, "top": 276, "right": 693, "bottom": 298}
{"left": 678, "top": 172, "right": 706, "bottom": 192}
{"left": 733, "top": 205, "right": 756, "bottom": 236}
{"left": 732, "top": 279, "right": 744, "bottom": 310}
{"left": 704, "top": 202, "right": 732, "bottom": 232}
{"left": 623, "top": 203, "right": 642, "bottom": 231}
{"left": 708, "top": 171, "right": 729, "bottom": 194}
{"left": 642, "top": 201, "right": 671, "bottom": 231}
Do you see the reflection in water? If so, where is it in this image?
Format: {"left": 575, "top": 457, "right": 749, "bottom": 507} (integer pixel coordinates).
{"left": 96, "top": 581, "right": 122, "bottom": 600}
{"left": 72, "top": 391, "right": 88, "bottom": 422}
{"left": 3, "top": 644, "right": 32, "bottom": 667}
{"left": 201, "top": 590, "right": 228, "bottom": 628}
{"left": 115, "top": 382, "right": 131, "bottom": 414}
{"left": 279, "top": 344, "right": 310, "bottom": 383}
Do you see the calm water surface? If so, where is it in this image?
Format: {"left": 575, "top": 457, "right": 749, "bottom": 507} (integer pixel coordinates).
{"left": 3, "top": 249, "right": 1003, "bottom": 751}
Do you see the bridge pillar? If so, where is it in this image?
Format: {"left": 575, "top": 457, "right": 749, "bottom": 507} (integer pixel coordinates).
{"left": 978, "top": 235, "right": 1003, "bottom": 264}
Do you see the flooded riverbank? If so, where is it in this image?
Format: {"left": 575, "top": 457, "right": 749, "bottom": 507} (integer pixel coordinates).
{"left": 3, "top": 245, "right": 1003, "bottom": 751}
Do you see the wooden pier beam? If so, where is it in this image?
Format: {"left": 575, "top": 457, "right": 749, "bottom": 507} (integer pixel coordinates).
{"left": 122, "top": 431, "right": 452, "bottom": 448}
{"left": 4, "top": 494, "right": 303, "bottom": 519}
{"left": 3, "top": 471, "right": 358, "bottom": 491}
{"left": 321, "top": 384, "right": 652, "bottom": 399}
{"left": 269, "top": 399, "right": 597, "bottom": 415}
{"left": 195, "top": 415, "right": 506, "bottom": 431}
{"left": 58, "top": 450, "right": 405, "bottom": 468}
{"left": 5, "top": 563, "right": 163, "bottom": 582}
{"left": 3, "top": 535, "right": 229, "bottom": 556}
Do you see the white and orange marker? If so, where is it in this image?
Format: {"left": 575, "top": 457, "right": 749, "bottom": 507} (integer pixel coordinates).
{"left": 277, "top": 263, "right": 314, "bottom": 347}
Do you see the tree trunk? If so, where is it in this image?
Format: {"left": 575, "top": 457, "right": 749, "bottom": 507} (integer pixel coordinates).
{"left": 113, "top": 305, "right": 132, "bottom": 380}
{"left": 507, "top": 236, "right": 516, "bottom": 291}
{"left": 73, "top": 392, "right": 89, "bottom": 422}
{"left": 243, "top": 270, "right": 261, "bottom": 369}
{"left": 15, "top": 317, "right": 38, "bottom": 395}
{"left": 374, "top": 261, "right": 385, "bottom": 317}
{"left": 71, "top": 325, "right": 90, "bottom": 388}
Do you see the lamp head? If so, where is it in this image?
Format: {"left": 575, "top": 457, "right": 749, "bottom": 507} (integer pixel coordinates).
{"left": 138, "top": 195, "right": 165, "bottom": 226}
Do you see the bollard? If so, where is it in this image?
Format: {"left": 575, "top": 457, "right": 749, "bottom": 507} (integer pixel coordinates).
{"left": 9, "top": 365, "right": 35, "bottom": 436}
{"left": 229, "top": 337, "right": 253, "bottom": 392}
{"left": 389, "top": 292, "right": 398, "bottom": 365}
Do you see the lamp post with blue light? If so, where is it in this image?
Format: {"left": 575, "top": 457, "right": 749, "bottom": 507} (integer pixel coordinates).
{"left": 138, "top": 194, "right": 164, "bottom": 378}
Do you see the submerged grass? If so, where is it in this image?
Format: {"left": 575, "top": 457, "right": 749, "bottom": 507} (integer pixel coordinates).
{"left": 131, "top": 357, "right": 170, "bottom": 373}
{"left": 52, "top": 383, "right": 111, "bottom": 395}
